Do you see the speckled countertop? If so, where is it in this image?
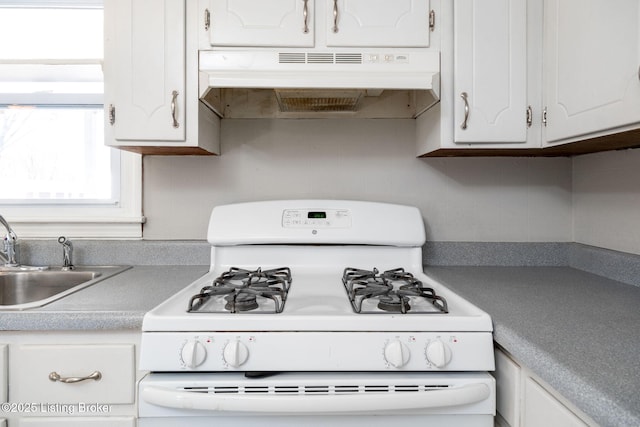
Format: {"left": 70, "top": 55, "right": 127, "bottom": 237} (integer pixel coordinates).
{"left": 0, "top": 266, "right": 208, "bottom": 330}
{"left": 424, "top": 266, "right": 640, "bottom": 427}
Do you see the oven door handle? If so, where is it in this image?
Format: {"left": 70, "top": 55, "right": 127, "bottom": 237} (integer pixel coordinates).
{"left": 141, "top": 383, "right": 490, "bottom": 413}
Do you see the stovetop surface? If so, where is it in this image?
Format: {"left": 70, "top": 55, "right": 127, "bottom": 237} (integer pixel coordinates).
{"left": 142, "top": 265, "right": 492, "bottom": 333}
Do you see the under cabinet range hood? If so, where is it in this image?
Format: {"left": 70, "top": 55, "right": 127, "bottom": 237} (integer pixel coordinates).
{"left": 198, "top": 49, "right": 440, "bottom": 119}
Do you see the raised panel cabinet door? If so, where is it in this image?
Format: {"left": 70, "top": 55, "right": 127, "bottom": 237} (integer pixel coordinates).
{"left": 208, "top": 0, "right": 314, "bottom": 47}
{"left": 544, "top": 0, "right": 640, "bottom": 144}
{"left": 453, "top": 0, "right": 528, "bottom": 143}
{"left": 326, "top": 0, "right": 430, "bottom": 47}
{"left": 108, "top": 0, "right": 186, "bottom": 141}
{"left": 523, "top": 377, "right": 588, "bottom": 427}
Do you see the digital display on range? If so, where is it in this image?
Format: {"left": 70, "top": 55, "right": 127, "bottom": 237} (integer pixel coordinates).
{"left": 307, "top": 211, "right": 327, "bottom": 219}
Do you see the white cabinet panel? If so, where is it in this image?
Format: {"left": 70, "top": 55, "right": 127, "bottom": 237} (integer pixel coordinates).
{"left": 326, "top": 0, "right": 430, "bottom": 47}
{"left": 523, "top": 377, "right": 588, "bottom": 427}
{"left": 209, "top": 0, "right": 314, "bottom": 47}
{"left": 19, "top": 418, "right": 135, "bottom": 427}
{"left": 12, "top": 344, "right": 135, "bottom": 405}
{"left": 0, "top": 345, "right": 6, "bottom": 403}
{"left": 453, "top": 0, "right": 528, "bottom": 143}
{"left": 544, "top": 0, "right": 640, "bottom": 144}
{"left": 107, "top": 0, "right": 186, "bottom": 142}
{"left": 494, "top": 349, "right": 520, "bottom": 426}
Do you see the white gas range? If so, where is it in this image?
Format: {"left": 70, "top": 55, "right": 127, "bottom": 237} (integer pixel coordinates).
{"left": 139, "top": 200, "right": 495, "bottom": 426}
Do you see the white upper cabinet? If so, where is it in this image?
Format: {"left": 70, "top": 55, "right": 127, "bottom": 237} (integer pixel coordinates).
{"left": 106, "top": 0, "right": 185, "bottom": 142}
{"left": 453, "top": 0, "right": 528, "bottom": 143}
{"left": 543, "top": 0, "right": 640, "bottom": 145}
{"left": 326, "top": 0, "right": 431, "bottom": 47}
{"left": 208, "top": 0, "right": 314, "bottom": 47}
{"left": 206, "top": 0, "right": 431, "bottom": 48}
{"left": 105, "top": 0, "right": 220, "bottom": 154}
{"left": 417, "top": 0, "right": 539, "bottom": 155}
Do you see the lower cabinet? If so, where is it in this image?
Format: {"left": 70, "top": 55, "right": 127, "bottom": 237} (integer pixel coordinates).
{"left": 523, "top": 378, "right": 587, "bottom": 427}
{"left": 0, "top": 331, "right": 141, "bottom": 426}
{"left": 16, "top": 418, "right": 135, "bottom": 426}
{"left": 493, "top": 347, "right": 594, "bottom": 427}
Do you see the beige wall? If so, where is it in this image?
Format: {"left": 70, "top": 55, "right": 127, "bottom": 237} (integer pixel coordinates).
{"left": 572, "top": 148, "right": 640, "bottom": 255}
{"left": 142, "top": 119, "right": 573, "bottom": 242}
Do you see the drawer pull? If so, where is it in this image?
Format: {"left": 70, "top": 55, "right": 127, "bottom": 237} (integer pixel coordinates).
{"left": 49, "top": 370, "right": 102, "bottom": 384}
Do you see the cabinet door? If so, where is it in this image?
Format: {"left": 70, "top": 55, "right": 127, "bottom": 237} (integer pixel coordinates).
{"left": 494, "top": 349, "right": 520, "bottom": 427}
{"left": 106, "top": 0, "right": 185, "bottom": 141}
{"left": 19, "top": 418, "right": 135, "bottom": 427}
{"left": 543, "top": 0, "right": 640, "bottom": 144}
{"left": 208, "top": 0, "right": 314, "bottom": 47}
{"left": 0, "top": 345, "right": 6, "bottom": 403}
{"left": 453, "top": 0, "right": 528, "bottom": 143}
{"left": 326, "top": 0, "right": 430, "bottom": 47}
{"left": 523, "top": 377, "right": 588, "bottom": 427}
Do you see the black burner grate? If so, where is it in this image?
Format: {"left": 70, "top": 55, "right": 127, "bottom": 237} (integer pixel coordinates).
{"left": 342, "top": 267, "right": 448, "bottom": 314}
{"left": 188, "top": 267, "right": 292, "bottom": 313}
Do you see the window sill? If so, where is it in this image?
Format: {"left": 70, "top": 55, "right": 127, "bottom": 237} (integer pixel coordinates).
{"left": 6, "top": 216, "right": 145, "bottom": 239}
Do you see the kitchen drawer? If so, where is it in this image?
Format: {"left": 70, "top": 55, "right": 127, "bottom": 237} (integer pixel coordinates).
{"left": 18, "top": 417, "right": 135, "bottom": 426}
{"left": 11, "top": 344, "right": 134, "bottom": 405}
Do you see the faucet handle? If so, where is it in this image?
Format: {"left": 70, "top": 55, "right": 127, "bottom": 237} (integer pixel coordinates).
{"left": 0, "top": 215, "right": 17, "bottom": 241}
{"left": 58, "top": 236, "right": 74, "bottom": 270}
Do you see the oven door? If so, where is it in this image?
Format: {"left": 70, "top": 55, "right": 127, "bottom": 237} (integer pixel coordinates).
{"left": 139, "top": 372, "right": 495, "bottom": 427}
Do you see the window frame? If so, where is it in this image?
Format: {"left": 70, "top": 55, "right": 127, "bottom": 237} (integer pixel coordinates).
{"left": 0, "top": 0, "right": 143, "bottom": 239}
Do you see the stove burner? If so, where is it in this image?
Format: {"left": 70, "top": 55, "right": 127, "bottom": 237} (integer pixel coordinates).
{"left": 342, "top": 267, "right": 448, "bottom": 314}
{"left": 377, "top": 295, "right": 411, "bottom": 313}
{"left": 224, "top": 293, "right": 259, "bottom": 312}
{"left": 188, "top": 267, "right": 292, "bottom": 313}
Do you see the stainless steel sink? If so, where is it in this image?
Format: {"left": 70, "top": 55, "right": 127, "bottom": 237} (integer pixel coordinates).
{"left": 0, "top": 266, "right": 130, "bottom": 310}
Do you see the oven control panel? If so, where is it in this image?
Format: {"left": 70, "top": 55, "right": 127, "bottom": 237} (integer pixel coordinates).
{"left": 141, "top": 332, "right": 495, "bottom": 372}
{"left": 282, "top": 209, "right": 352, "bottom": 229}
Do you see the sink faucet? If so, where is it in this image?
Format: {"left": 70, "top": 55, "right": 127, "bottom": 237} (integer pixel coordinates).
{"left": 58, "top": 236, "right": 74, "bottom": 270}
{"left": 0, "top": 215, "right": 19, "bottom": 267}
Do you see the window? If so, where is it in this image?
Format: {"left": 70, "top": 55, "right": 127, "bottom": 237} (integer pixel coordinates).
{"left": 0, "top": 0, "right": 142, "bottom": 238}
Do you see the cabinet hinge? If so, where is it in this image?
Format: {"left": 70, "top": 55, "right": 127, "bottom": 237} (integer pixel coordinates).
{"left": 542, "top": 107, "right": 547, "bottom": 127}
{"left": 204, "top": 8, "right": 210, "bottom": 31}
{"left": 429, "top": 10, "right": 435, "bottom": 31}
{"left": 108, "top": 104, "right": 115, "bottom": 125}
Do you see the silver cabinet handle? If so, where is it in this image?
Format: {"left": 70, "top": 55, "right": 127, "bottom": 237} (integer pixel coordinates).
{"left": 302, "top": 0, "right": 309, "bottom": 33}
{"left": 171, "top": 90, "right": 179, "bottom": 128}
{"left": 460, "top": 92, "right": 469, "bottom": 130}
{"left": 332, "top": 0, "right": 339, "bottom": 33}
{"left": 526, "top": 105, "right": 533, "bottom": 128}
{"left": 49, "top": 370, "right": 102, "bottom": 384}
{"left": 108, "top": 104, "right": 115, "bottom": 125}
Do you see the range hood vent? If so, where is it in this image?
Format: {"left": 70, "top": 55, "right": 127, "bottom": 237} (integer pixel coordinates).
{"left": 279, "top": 52, "right": 364, "bottom": 65}
{"left": 275, "top": 89, "right": 364, "bottom": 113}
{"left": 199, "top": 50, "right": 440, "bottom": 119}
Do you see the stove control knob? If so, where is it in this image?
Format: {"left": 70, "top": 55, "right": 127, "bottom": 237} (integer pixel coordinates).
{"left": 426, "top": 339, "right": 452, "bottom": 368}
{"left": 384, "top": 340, "right": 410, "bottom": 368}
{"left": 181, "top": 340, "right": 207, "bottom": 369}
{"left": 223, "top": 340, "right": 249, "bottom": 368}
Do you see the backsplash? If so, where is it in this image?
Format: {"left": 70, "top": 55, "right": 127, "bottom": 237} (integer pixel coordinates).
{"left": 142, "top": 119, "right": 573, "bottom": 241}
{"left": 19, "top": 240, "right": 640, "bottom": 288}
